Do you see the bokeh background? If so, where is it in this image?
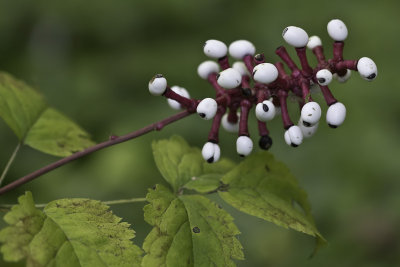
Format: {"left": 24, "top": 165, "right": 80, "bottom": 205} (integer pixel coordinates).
{"left": 0, "top": 0, "right": 399, "bottom": 266}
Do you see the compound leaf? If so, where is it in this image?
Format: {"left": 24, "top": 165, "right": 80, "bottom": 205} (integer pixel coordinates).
{"left": 0, "top": 72, "right": 94, "bottom": 157}
{"left": 218, "top": 151, "right": 326, "bottom": 250}
{"left": 142, "top": 184, "right": 243, "bottom": 267}
{"left": 0, "top": 192, "right": 143, "bottom": 266}
{"left": 152, "top": 136, "right": 235, "bottom": 192}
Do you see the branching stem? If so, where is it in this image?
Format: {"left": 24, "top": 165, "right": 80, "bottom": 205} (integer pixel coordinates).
{"left": 0, "top": 143, "right": 22, "bottom": 187}
{"left": 0, "top": 111, "right": 193, "bottom": 196}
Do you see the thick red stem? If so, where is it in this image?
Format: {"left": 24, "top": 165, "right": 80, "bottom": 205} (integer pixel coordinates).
{"left": 208, "top": 106, "right": 226, "bottom": 143}
{"left": 296, "top": 47, "right": 313, "bottom": 76}
{"left": 238, "top": 99, "right": 252, "bottom": 136}
{"left": 275, "top": 46, "right": 299, "bottom": 72}
{"left": 278, "top": 90, "right": 293, "bottom": 129}
{"left": 218, "top": 56, "right": 230, "bottom": 70}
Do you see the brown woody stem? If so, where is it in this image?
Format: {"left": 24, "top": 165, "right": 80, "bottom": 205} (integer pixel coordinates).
{"left": 0, "top": 110, "right": 193, "bottom": 196}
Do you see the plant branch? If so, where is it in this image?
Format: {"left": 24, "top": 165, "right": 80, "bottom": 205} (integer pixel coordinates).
{"left": 0, "top": 143, "right": 22, "bottom": 187}
{"left": 102, "top": 197, "right": 147, "bottom": 205}
{"left": 0, "top": 110, "right": 193, "bottom": 196}
{"left": 0, "top": 197, "right": 147, "bottom": 211}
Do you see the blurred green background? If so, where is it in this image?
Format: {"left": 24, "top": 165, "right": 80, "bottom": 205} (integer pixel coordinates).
{"left": 0, "top": 0, "right": 399, "bottom": 266}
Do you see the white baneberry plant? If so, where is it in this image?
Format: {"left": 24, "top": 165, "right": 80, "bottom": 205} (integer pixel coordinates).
{"left": 149, "top": 18, "right": 377, "bottom": 159}
{"left": 0, "top": 19, "right": 377, "bottom": 266}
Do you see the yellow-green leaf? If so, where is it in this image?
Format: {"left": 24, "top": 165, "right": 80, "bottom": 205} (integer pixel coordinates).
{"left": 0, "top": 72, "right": 94, "bottom": 157}
{"left": 0, "top": 192, "right": 143, "bottom": 266}
{"left": 142, "top": 184, "right": 243, "bottom": 267}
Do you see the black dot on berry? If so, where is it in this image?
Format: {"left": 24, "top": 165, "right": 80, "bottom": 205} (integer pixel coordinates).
{"left": 328, "top": 124, "right": 338, "bottom": 128}
{"left": 199, "top": 113, "right": 206, "bottom": 118}
{"left": 254, "top": 54, "right": 263, "bottom": 61}
{"left": 216, "top": 74, "right": 220, "bottom": 80}
{"left": 282, "top": 27, "right": 289, "bottom": 36}
{"left": 155, "top": 74, "right": 163, "bottom": 78}
{"left": 367, "top": 73, "right": 376, "bottom": 80}
{"left": 207, "top": 156, "right": 214, "bottom": 163}
{"left": 303, "top": 121, "right": 312, "bottom": 127}
{"left": 239, "top": 154, "right": 245, "bottom": 157}
{"left": 262, "top": 104, "right": 269, "bottom": 112}
{"left": 291, "top": 143, "right": 298, "bottom": 148}
{"left": 192, "top": 227, "right": 200, "bottom": 233}
{"left": 318, "top": 78, "right": 326, "bottom": 84}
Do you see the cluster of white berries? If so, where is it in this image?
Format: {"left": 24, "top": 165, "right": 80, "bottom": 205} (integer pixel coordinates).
{"left": 148, "top": 19, "right": 377, "bottom": 163}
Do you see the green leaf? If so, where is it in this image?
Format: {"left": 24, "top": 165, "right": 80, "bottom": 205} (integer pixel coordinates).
{"left": 0, "top": 72, "right": 95, "bottom": 157}
{"left": 0, "top": 192, "right": 45, "bottom": 263}
{"left": 152, "top": 135, "right": 235, "bottom": 192}
{"left": 0, "top": 192, "right": 143, "bottom": 266}
{"left": 142, "top": 184, "right": 243, "bottom": 267}
{"left": 183, "top": 174, "right": 223, "bottom": 193}
{"left": 23, "top": 108, "right": 94, "bottom": 156}
{"left": 218, "top": 151, "right": 326, "bottom": 249}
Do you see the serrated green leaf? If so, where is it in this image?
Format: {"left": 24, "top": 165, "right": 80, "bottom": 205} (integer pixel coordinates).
{"left": 0, "top": 192, "right": 143, "bottom": 266}
{"left": 0, "top": 192, "right": 45, "bottom": 262}
{"left": 23, "top": 108, "right": 94, "bottom": 156}
{"left": 183, "top": 174, "right": 222, "bottom": 193}
{"left": 152, "top": 135, "right": 235, "bottom": 192}
{"left": 218, "top": 151, "right": 326, "bottom": 249}
{"left": 179, "top": 195, "right": 244, "bottom": 266}
{"left": 142, "top": 184, "right": 243, "bottom": 267}
{"left": 0, "top": 72, "right": 95, "bottom": 157}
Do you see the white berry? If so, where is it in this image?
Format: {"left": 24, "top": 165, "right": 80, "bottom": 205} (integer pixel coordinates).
{"left": 316, "top": 69, "right": 333, "bottom": 86}
{"left": 326, "top": 102, "right": 346, "bottom": 128}
{"left": 253, "top": 63, "right": 279, "bottom": 84}
{"left": 327, "top": 19, "right": 348, "bottom": 41}
{"left": 282, "top": 26, "right": 309, "bottom": 48}
{"left": 298, "top": 119, "right": 318, "bottom": 138}
{"left": 333, "top": 69, "right": 351, "bottom": 83}
{"left": 167, "top": 86, "right": 190, "bottom": 110}
{"left": 148, "top": 74, "right": 167, "bottom": 96}
{"left": 357, "top": 57, "right": 377, "bottom": 81}
{"left": 197, "top": 61, "right": 220, "bottom": 80}
{"left": 221, "top": 113, "right": 240, "bottom": 133}
{"left": 232, "top": 61, "right": 250, "bottom": 76}
{"left": 201, "top": 142, "right": 221, "bottom": 163}
{"left": 217, "top": 68, "right": 242, "bottom": 89}
{"left": 284, "top": 125, "right": 303, "bottom": 147}
{"left": 236, "top": 136, "right": 253, "bottom": 157}
{"left": 255, "top": 100, "right": 276, "bottom": 121}
{"left": 228, "top": 40, "right": 256, "bottom": 59}
{"left": 307, "top": 36, "right": 322, "bottom": 50}
{"left": 301, "top": 102, "right": 322, "bottom": 126}
{"left": 203, "top": 40, "right": 228, "bottom": 59}
{"left": 284, "top": 130, "right": 291, "bottom": 146}
{"left": 196, "top": 98, "right": 218, "bottom": 120}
